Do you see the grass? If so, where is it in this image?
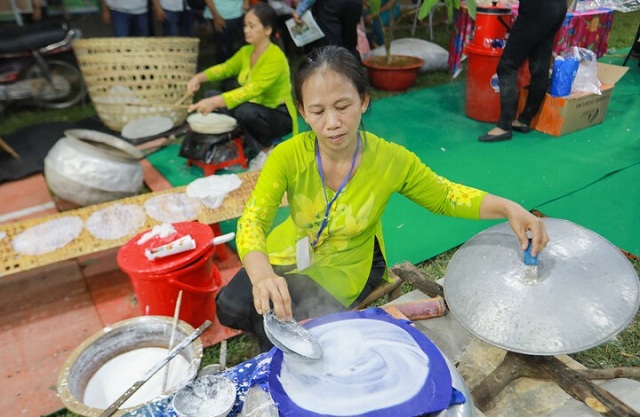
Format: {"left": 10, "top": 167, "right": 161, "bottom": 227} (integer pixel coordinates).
{"left": 14, "top": 10, "right": 640, "bottom": 417}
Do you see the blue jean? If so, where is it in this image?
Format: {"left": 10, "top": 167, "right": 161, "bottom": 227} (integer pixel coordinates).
{"left": 110, "top": 10, "right": 150, "bottom": 37}
{"left": 162, "top": 9, "right": 194, "bottom": 36}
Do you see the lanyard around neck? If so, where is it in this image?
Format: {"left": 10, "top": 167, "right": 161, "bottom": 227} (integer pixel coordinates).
{"left": 311, "top": 133, "right": 361, "bottom": 248}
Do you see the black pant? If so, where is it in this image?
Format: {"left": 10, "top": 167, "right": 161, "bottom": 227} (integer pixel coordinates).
{"left": 232, "top": 103, "right": 292, "bottom": 153}
{"left": 306, "top": 0, "right": 363, "bottom": 60}
{"left": 205, "top": 89, "right": 293, "bottom": 153}
{"left": 496, "top": 0, "right": 567, "bottom": 131}
{"left": 211, "top": 16, "right": 245, "bottom": 64}
{"left": 216, "top": 238, "right": 386, "bottom": 351}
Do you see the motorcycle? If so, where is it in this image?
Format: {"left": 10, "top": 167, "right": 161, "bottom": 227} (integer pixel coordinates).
{"left": 0, "top": 22, "right": 87, "bottom": 118}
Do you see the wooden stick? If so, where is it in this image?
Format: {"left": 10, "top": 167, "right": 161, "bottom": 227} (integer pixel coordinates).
{"left": 0, "top": 137, "right": 20, "bottom": 159}
{"left": 173, "top": 91, "right": 192, "bottom": 106}
{"left": 391, "top": 261, "right": 444, "bottom": 298}
{"left": 472, "top": 351, "right": 640, "bottom": 417}
{"left": 219, "top": 339, "right": 227, "bottom": 370}
{"left": 162, "top": 290, "right": 183, "bottom": 392}
{"left": 471, "top": 351, "right": 539, "bottom": 411}
{"left": 525, "top": 355, "right": 640, "bottom": 417}
{"left": 578, "top": 367, "right": 640, "bottom": 380}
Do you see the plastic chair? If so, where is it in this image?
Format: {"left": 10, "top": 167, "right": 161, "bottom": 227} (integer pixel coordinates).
{"left": 411, "top": 0, "right": 446, "bottom": 41}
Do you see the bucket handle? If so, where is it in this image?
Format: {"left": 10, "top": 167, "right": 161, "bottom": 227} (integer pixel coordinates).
{"left": 498, "top": 15, "right": 512, "bottom": 33}
{"left": 490, "top": 0, "right": 512, "bottom": 33}
{"left": 166, "top": 233, "right": 234, "bottom": 294}
{"left": 169, "top": 269, "right": 221, "bottom": 294}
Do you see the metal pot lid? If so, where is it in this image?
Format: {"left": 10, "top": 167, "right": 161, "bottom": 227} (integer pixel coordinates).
{"left": 64, "top": 129, "right": 144, "bottom": 160}
{"left": 443, "top": 218, "right": 640, "bottom": 356}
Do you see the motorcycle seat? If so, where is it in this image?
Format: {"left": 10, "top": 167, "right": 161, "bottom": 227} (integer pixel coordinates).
{"left": 0, "top": 23, "right": 70, "bottom": 55}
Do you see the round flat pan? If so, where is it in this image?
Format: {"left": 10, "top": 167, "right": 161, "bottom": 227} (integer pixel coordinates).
{"left": 444, "top": 218, "right": 640, "bottom": 355}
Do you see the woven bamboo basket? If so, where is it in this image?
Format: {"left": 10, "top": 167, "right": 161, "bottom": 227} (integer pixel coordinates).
{"left": 73, "top": 37, "right": 199, "bottom": 132}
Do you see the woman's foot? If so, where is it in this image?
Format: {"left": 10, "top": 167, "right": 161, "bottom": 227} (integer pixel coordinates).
{"left": 512, "top": 121, "right": 531, "bottom": 133}
{"left": 478, "top": 127, "right": 513, "bottom": 143}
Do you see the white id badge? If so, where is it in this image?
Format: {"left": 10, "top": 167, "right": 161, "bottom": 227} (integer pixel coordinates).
{"left": 296, "top": 236, "right": 311, "bottom": 271}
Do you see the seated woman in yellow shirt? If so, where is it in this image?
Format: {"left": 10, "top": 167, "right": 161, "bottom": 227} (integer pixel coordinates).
{"left": 216, "top": 46, "right": 549, "bottom": 351}
{"left": 187, "top": 3, "right": 297, "bottom": 171}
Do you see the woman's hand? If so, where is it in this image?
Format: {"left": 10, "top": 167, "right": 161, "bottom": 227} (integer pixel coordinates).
{"left": 186, "top": 73, "right": 205, "bottom": 95}
{"left": 480, "top": 195, "right": 549, "bottom": 256}
{"left": 243, "top": 252, "right": 293, "bottom": 321}
{"left": 506, "top": 206, "right": 548, "bottom": 256}
{"left": 187, "top": 95, "right": 225, "bottom": 115}
{"left": 252, "top": 273, "right": 293, "bottom": 321}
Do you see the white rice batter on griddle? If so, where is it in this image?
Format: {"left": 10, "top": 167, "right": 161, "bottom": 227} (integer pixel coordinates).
{"left": 277, "top": 318, "right": 430, "bottom": 415}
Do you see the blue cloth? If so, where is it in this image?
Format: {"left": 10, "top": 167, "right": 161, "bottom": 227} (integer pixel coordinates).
{"left": 121, "top": 309, "right": 467, "bottom": 417}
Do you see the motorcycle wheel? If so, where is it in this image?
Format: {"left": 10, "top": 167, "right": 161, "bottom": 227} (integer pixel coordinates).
{"left": 25, "top": 59, "right": 87, "bottom": 110}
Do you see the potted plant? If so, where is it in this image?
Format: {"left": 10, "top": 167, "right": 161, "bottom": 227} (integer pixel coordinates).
{"left": 362, "top": 0, "right": 478, "bottom": 92}
{"left": 362, "top": 0, "right": 425, "bottom": 92}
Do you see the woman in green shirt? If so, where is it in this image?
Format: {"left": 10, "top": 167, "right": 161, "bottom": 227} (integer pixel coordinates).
{"left": 187, "top": 3, "right": 297, "bottom": 171}
{"left": 216, "top": 46, "right": 549, "bottom": 351}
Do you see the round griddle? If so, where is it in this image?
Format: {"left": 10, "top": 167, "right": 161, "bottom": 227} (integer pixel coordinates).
{"left": 443, "top": 218, "right": 640, "bottom": 355}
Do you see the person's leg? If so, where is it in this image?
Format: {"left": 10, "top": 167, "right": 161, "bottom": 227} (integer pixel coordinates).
{"left": 340, "top": 0, "right": 364, "bottom": 59}
{"left": 131, "top": 12, "right": 150, "bottom": 36}
{"left": 162, "top": 10, "right": 181, "bottom": 36}
{"left": 233, "top": 103, "right": 293, "bottom": 151}
{"left": 110, "top": 10, "right": 131, "bottom": 37}
{"left": 519, "top": 2, "right": 567, "bottom": 125}
{"left": 179, "top": 9, "right": 195, "bottom": 36}
{"left": 372, "top": 18, "right": 384, "bottom": 47}
{"left": 227, "top": 16, "right": 246, "bottom": 57}
{"left": 495, "top": 21, "right": 536, "bottom": 132}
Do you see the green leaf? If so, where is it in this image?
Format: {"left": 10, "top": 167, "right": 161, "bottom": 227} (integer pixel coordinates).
{"left": 369, "top": 0, "right": 381, "bottom": 16}
{"left": 467, "top": 0, "right": 477, "bottom": 20}
{"left": 418, "top": 0, "right": 442, "bottom": 21}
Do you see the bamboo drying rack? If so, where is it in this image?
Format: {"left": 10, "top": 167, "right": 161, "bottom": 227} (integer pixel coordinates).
{"left": 0, "top": 172, "right": 260, "bottom": 277}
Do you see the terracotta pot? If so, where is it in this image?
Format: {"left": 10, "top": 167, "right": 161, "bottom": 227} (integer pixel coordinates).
{"left": 362, "top": 55, "right": 425, "bottom": 92}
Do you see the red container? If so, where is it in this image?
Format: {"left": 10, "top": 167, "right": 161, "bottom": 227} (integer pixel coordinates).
{"left": 471, "top": 5, "right": 512, "bottom": 50}
{"left": 465, "top": 44, "right": 503, "bottom": 123}
{"left": 117, "top": 221, "right": 221, "bottom": 328}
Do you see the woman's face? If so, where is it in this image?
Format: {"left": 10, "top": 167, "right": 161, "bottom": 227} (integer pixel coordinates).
{"left": 299, "top": 69, "right": 369, "bottom": 152}
{"left": 244, "top": 10, "right": 270, "bottom": 45}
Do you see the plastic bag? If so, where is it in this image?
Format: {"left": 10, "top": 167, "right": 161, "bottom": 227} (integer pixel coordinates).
{"left": 550, "top": 54, "right": 579, "bottom": 97}
{"left": 570, "top": 47, "right": 602, "bottom": 95}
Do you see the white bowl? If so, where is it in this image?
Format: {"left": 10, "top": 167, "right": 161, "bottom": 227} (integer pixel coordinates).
{"left": 172, "top": 374, "right": 236, "bottom": 417}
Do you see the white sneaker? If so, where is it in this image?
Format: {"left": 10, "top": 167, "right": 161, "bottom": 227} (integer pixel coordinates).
{"left": 248, "top": 150, "right": 270, "bottom": 172}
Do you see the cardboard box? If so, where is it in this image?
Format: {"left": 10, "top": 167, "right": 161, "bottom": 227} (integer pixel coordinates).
{"left": 519, "top": 63, "right": 629, "bottom": 136}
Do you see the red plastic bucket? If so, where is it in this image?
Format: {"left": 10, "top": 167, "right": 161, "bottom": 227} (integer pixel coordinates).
{"left": 471, "top": 6, "right": 512, "bottom": 50}
{"left": 465, "top": 44, "right": 503, "bottom": 123}
{"left": 117, "top": 222, "right": 221, "bottom": 328}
